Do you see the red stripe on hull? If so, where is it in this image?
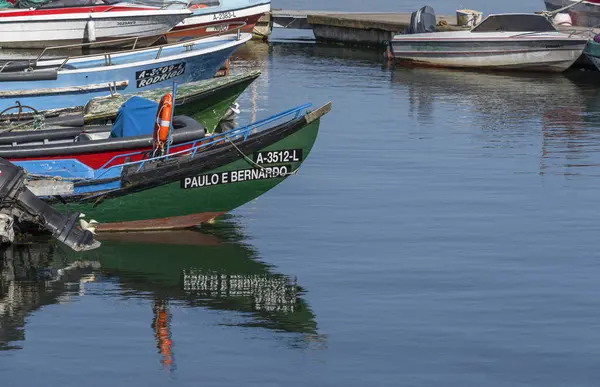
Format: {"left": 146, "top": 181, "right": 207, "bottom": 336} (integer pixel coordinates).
{"left": 96, "top": 211, "right": 226, "bottom": 232}
{"left": 0, "top": 5, "right": 156, "bottom": 18}
{"left": 8, "top": 142, "right": 195, "bottom": 170}
{"left": 168, "top": 13, "right": 263, "bottom": 40}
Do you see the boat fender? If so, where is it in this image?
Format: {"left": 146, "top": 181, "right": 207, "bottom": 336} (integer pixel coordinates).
{"left": 86, "top": 16, "right": 96, "bottom": 43}
{"left": 553, "top": 13, "right": 572, "bottom": 27}
{"left": 0, "top": 69, "right": 57, "bottom": 82}
{"left": 172, "top": 115, "right": 206, "bottom": 137}
{"left": 153, "top": 93, "right": 173, "bottom": 148}
{"left": 45, "top": 113, "right": 86, "bottom": 128}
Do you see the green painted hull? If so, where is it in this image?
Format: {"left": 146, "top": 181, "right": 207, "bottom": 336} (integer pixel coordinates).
{"left": 584, "top": 40, "right": 600, "bottom": 58}
{"left": 63, "top": 114, "right": 323, "bottom": 230}
{"left": 84, "top": 71, "right": 261, "bottom": 133}
{"left": 584, "top": 40, "right": 600, "bottom": 71}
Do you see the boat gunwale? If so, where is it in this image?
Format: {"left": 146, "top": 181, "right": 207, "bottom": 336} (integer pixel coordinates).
{"left": 30, "top": 30, "right": 251, "bottom": 75}
{"left": 0, "top": 7, "right": 191, "bottom": 23}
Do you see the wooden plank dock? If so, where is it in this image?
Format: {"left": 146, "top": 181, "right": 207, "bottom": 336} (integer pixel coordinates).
{"left": 271, "top": 9, "right": 462, "bottom": 47}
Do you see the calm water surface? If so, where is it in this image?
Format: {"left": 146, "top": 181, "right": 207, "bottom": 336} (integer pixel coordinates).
{"left": 4, "top": 1, "right": 600, "bottom": 384}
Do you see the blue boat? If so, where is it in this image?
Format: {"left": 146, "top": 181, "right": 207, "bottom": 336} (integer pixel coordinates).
{"left": 0, "top": 32, "right": 251, "bottom": 113}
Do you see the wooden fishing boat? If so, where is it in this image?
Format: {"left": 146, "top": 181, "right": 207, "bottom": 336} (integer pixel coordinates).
{"left": 0, "top": 70, "right": 261, "bottom": 134}
{"left": 583, "top": 39, "right": 600, "bottom": 70}
{"left": 0, "top": 2, "right": 191, "bottom": 49}
{"left": 390, "top": 13, "right": 587, "bottom": 72}
{"left": 0, "top": 32, "right": 251, "bottom": 112}
{"left": 13, "top": 102, "right": 331, "bottom": 231}
{"left": 165, "top": 0, "right": 271, "bottom": 42}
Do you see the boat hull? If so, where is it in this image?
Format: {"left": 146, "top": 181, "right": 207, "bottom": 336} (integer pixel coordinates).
{"left": 583, "top": 39, "right": 600, "bottom": 70}
{"left": 0, "top": 34, "right": 251, "bottom": 112}
{"left": 390, "top": 38, "right": 587, "bottom": 72}
{"left": 167, "top": 2, "right": 271, "bottom": 42}
{"left": 0, "top": 7, "right": 190, "bottom": 49}
{"left": 0, "top": 71, "right": 259, "bottom": 133}
{"left": 58, "top": 115, "right": 322, "bottom": 231}
{"left": 545, "top": 0, "right": 600, "bottom": 27}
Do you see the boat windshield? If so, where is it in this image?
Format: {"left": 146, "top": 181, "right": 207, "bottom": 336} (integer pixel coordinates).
{"left": 471, "top": 14, "right": 557, "bottom": 32}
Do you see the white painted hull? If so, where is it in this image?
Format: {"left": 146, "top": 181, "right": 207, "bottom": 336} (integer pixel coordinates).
{"left": 0, "top": 9, "right": 190, "bottom": 49}
{"left": 392, "top": 49, "right": 585, "bottom": 72}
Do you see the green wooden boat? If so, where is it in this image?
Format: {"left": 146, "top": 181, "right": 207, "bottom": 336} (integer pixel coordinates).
{"left": 38, "top": 102, "right": 331, "bottom": 232}
{"left": 1, "top": 71, "right": 261, "bottom": 134}
{"left": 583, "top": 40, "right": 600, "bottom": 71}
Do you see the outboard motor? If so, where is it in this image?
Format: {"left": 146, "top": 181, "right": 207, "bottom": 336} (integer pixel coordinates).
{"left": 405, "top": 5, "right": 437, "bottom": 34}
{"left": 0, "top": 158, "right": 100, "bottom": 252}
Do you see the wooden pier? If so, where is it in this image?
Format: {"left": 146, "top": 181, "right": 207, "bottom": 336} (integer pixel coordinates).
{"left": 271, "top": 9, "right": 462, "bottom": 47}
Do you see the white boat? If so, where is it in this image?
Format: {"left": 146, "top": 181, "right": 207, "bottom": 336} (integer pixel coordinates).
{"left": 390, "top": 13, "right": 588, "bottom": 72}
{"left": 0, "top": 2, "right": 191, "bottom": 49}
{"left": 155, "top": 0, "right": 272, "bottom": 41}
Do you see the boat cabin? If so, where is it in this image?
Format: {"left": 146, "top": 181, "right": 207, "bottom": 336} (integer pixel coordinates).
{"left": 471, "top": 13, "right": 557, "bottom": 33}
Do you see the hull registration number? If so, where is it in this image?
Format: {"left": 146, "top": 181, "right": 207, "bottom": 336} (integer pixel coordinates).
{"left": 135, "top": 62, "right": 186, "bottom": 88}
{"left": 253, "top": 149, "right": 303, "bottom": 164}
{"left": 213, "top": 11, "right": 236, "bottom": 21}
{"left": 206, "top": 24, "right": 229, "bottom": 32}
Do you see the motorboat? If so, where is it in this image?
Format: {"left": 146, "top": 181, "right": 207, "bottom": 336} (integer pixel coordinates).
{"left": 167, "top": 0, "right": 271, "bottom": 41}
{"left": 390, "top": 13, "right": 588, "bottom": 72}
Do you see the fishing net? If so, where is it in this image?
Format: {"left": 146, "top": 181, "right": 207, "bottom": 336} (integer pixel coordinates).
{"left": 14, "top": 0, "right": 50, "bottom": 8}
{"left": 0, "top": 0, "right": 14, "bottom": 8}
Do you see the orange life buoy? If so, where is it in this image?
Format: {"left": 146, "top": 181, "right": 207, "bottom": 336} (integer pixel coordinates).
{"left": 154, "top": 93, "right": 173, "bottom": 147}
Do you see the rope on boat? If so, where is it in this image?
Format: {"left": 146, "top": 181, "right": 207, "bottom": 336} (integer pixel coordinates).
{"left": 224, "top": 134, "right": 300, "bottom": 177}
{"left": 25, "top": 172, "right": 82, "bottom": 181}
{"left": 0, "top": 117, "right": 44, "bottom": 134}
{"left": 540, "top": 0, "right": 585, "bottom": 18}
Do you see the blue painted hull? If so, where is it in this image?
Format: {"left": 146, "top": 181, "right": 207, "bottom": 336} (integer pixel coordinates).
{"left": 0, "top": 34, "right": 250, "bottom": 112}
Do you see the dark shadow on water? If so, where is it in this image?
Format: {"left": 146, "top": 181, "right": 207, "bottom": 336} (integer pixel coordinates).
{"left": 233, "top": 40, "right": 385, "bottom": 67}
{"left": 0, "top": 217, "right": 322, "bottom": 364}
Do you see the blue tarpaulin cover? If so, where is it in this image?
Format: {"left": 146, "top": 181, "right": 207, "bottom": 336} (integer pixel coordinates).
{"left": 110, "top": 96, "right": 159, "bottom": 138}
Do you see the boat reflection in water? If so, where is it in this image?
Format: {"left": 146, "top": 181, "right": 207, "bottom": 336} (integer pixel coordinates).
{"left": 389, "top": 66, "right": 600, "bottom": 177}
{"left": 0, "top": 218, "right": 321, "bottom": 368}
{"left": 0, "top": 245, "right": 99, "bottom": 351}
